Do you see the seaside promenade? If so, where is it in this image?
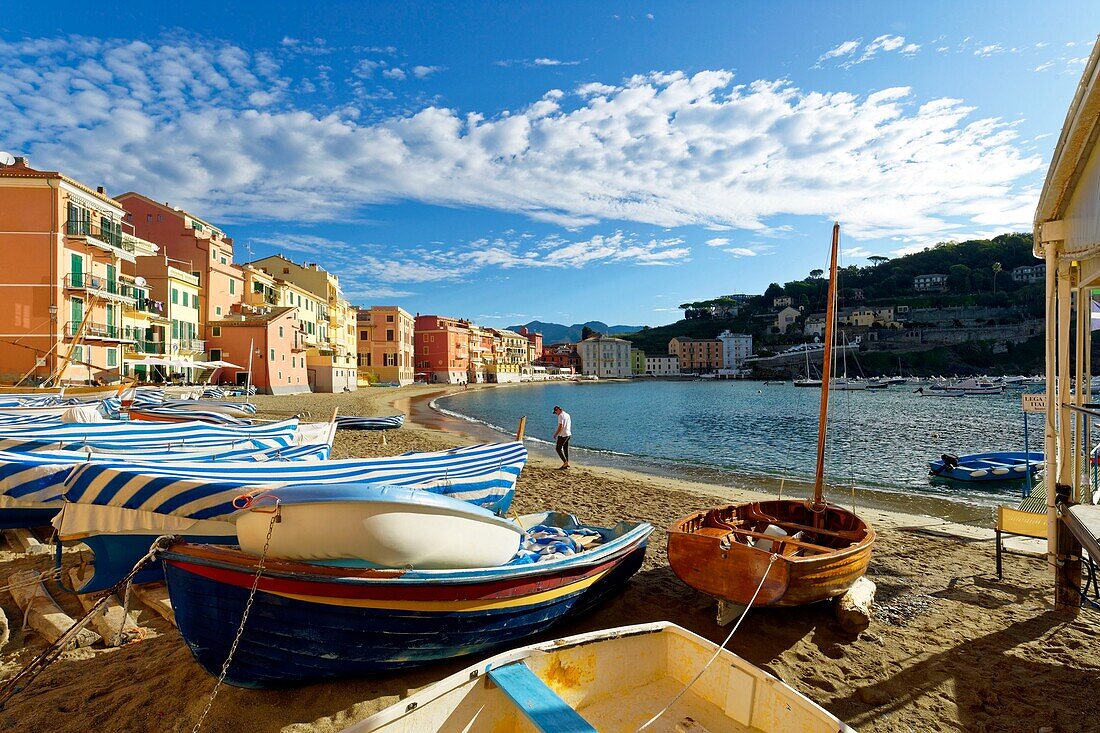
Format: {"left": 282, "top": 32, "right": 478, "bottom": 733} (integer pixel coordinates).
{"left": 1, "top": 383, "right": 1094, "bottom": 733}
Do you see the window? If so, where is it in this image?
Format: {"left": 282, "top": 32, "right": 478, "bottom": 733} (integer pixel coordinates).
{"left": 215, "top": 306, "right": 222, "bottom": 316}
{"left": 386, "top": 315, "right": 394, "bottom": 322}
{"left": 210, "top": 349, "right": 222, "bottom": 361}
{"left": 192, "top": 271, "right": 201, "bottom": 285}
{"left": 220, "top": 257, "right": 227, "bottom": 265}
{"left": 212, "top": 248, "right": 218, "bottom": 260}
{"left": 146, "top": 214, "right": 153, "bottom": 222}
{"left": 279, "top": 326, "right": 284, "bottom": 337}
{"left": 386, "top": 329, "right": 394, "bottom": 341}
{"left": 172, "top": 320, "right": 179, "bottom": 339}
{"left": 423, "top": 346, "right": 429, "bottom": 355}
{"left": 157, "top": 213, "right": 163, "bottom": 222}
{"left": 106, "top": 348, "right": 117, "bottom": 367}
{"left": 283, "top": 268, "right": 289, "bottom": 274}
{"left": 229, "top": 279, "right": 235, "bottom": 295}
{"left": 360, "top": 330, "right": 368, "bottom": 340}
{"left": 270, "top": 348, "right": 275, "bottom": 360}
{"left": 212, "top": 326, "right": 221, "bottom": 337}
{"left": 72, "top": 345, "right": 83, "bottom": 363}
{"left": 281, "top": 354, "right": 285, "bottom": 361}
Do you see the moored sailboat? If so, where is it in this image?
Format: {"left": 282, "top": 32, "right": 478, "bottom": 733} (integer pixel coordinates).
{"left": 668, "top": 223, "right": 875, "bottom": 609}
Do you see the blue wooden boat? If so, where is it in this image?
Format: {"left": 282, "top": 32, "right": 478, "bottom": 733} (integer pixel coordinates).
{"left": 928, "top": 451, "right": 1043, "bottom": 482}
{"left": 159, "top": 511, "right": 652, "bottom": 688}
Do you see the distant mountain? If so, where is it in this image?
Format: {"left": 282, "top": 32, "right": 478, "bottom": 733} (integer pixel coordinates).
{"left": 507, "top": 320, "right": 645, "bottom": 344}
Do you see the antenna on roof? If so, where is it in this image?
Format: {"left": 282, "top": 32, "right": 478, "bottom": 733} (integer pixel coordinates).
{"left": 0, "top": 152, "right": 15, "bottom": 166}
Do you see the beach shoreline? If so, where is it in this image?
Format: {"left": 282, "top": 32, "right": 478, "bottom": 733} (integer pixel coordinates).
{"left": 0, "top": 385, "right": 1095, "bottom": 733}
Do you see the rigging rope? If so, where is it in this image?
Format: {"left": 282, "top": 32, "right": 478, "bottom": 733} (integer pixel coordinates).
{"left": 635, "top": 554, "right": 779, "bottom": 732}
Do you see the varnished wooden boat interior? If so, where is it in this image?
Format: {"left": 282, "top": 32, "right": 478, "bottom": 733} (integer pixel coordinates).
{"left": 668, "top": 500, "right": 875, "bottom": 607}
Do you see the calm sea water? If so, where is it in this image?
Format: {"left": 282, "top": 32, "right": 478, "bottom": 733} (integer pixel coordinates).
{"left": 434, "top": 380, "right": 1046, "bottom": 512}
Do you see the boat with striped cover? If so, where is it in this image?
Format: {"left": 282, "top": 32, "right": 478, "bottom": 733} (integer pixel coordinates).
{"left": 0, "top": 417, "right": 301, "bottom": 449}
{"left": 159, "top": 510, "right": 652, "bottom": 687}
{"left": 53, "top": 441, "right": 528, "bottom": 591}
{"left": 0, "top": 443, "right": 331, "bottom": 529}
{"left": 160, "top": 399, "right": 257, "bottom": 417}
{"left": 127, "top": 407, "right": 250, "bottom": 425}
{"left": 342, "top": 621, "right": 853, "bottom": 733}
{"left": 928, "top": 451, "right": 1043, "bottom": 482}
{"left": 334, "top": 414, "right": 405, "bottom": 431}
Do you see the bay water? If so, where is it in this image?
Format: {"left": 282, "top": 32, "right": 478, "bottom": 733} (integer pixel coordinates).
{"left": 433, "top": 380, "right": 1047, "bottom": 518}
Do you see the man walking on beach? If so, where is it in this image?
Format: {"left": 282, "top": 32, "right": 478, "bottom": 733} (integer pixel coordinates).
{"left": 553, "top": 405, "right": 571, "bottom": 469}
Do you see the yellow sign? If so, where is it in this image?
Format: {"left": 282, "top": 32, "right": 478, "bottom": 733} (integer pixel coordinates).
{"left": 1021, "top": 393, "right": 1046, "bottom": 414}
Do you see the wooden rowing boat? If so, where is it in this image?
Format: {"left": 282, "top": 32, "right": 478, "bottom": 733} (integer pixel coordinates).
{"left": 668, "top": 223, "right": 875, "bottom": 610}
{"left": 340, "top": 621, "right": 854, "bottom": 732}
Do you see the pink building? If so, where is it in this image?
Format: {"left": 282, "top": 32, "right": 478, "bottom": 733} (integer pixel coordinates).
{"left": 205, "top": 305, "right": 310, "bottom": 394}
{"left": 414, "top": 315, "right": 471, "bottom": 384}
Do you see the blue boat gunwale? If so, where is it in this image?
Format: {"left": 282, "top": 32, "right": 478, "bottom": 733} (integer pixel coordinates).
{"left": 159, "top": 517, "right": 654, "bottom": 587}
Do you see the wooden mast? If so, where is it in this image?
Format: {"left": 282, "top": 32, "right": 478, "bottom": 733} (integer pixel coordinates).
{"left": 811, "top": 222, "right": 840, "bottom": 509}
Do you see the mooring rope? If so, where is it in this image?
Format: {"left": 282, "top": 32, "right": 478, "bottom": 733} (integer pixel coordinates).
{"left": 635, "top": 553, "right": 779, "bottom": 732}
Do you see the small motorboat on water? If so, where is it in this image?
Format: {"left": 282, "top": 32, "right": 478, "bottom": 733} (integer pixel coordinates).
{"left": 159, "top": 510, "right": 652, "bottom": 687}
{"left": 339, "top": 621, "right": 854, "bottom": 733}
{"left": 928, "top": 451, "right": 1044, "bottom": 482}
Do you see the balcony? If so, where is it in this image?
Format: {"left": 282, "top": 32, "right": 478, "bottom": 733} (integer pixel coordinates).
{"left": 126, "top": 340, "right": 166, "bottom": 356}
{"left": 64, "top": 273, "right": 138, "bottom": 303}
{"left": 125, "top": 297, "right": 166, "bottom": 317}
{"left": 65, "top": 219, "right": 136, "bottom": 259}
{"left": 65, "top": 321, "right": 135, "bottom": 342}
{"left": 177, "top": 338, "right": 206, "bottom": 353}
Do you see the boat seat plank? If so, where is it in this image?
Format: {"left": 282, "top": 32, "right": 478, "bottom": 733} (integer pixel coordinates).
{"left": 743, "top": 518, "right": 864, "bottom": 542}
{"left": 487, "top": 662, "right": 597, "bottom": 733}
{"left": 723, "top": 528, "right": 835, "bottom": 554}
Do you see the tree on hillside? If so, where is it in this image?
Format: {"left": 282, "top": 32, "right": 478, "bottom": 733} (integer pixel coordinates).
{"left": 581, "top": 325, "right": 597, "bottom": 341}
{"left": 868, "top": 255, "right": 890, "bottom": 266}
{"left": 809, "top": 268, "right": 824, "bottom": 279}
{"left": 763, "top": 283, "right": 784, "bottom": 301}
{"left": 948, "top": 264, "right": 972, "bottom": 293}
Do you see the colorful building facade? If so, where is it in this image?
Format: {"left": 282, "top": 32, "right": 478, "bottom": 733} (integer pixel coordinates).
{"left": 356, "top": 306, "right": 415, "bottom": 385}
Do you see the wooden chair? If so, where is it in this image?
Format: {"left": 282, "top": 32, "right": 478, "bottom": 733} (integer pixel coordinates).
{"left": 995, "top": 506, "right": 1046, "bottom": 579}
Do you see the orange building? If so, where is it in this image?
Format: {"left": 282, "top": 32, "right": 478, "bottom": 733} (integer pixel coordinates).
{"left": 205, "top": 305, "right": 310, "bottom": 394}
{"left": 116, "top": 192, "right": 243, "bottom": 334}
{"left": 0, "top": 157, "right": 138, "bottom": 385}
{"left": 668, "top": 336, "right": 723, "bottom": 374}
{"left": 357, "top": 306, "right": 415, "bottom": 385}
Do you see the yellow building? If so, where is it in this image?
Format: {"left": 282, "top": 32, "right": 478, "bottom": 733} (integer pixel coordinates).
{"left": 249, "top": 254, "right": 358, "bottom": 392}
{"left": 356, "top": 306, "right": 415, "bottom": 385}
{"left": 133, "top": 253, "right": 203, "bottom": 381}
{"left": 121, "top": 233, "right": 169, "bottom": 380}
{"left": 489, "top": 329, "right": 529, "bottom": 383}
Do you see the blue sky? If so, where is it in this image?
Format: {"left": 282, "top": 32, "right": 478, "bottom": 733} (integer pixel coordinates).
{"left": 1, "top": 2, "right": 1096, "bottom": 327}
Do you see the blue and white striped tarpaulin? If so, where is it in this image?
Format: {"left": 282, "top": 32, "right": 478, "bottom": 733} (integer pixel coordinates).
{"left": 60, "top": 441, "right": 527, "bottom": 519}
{"left": 334, "top": 414, "right": 405, "bottom": 430}
{"left": 126, "top": 407, "right": 250, "bottom": 425}
{"left": 0, "top": 442, "right": 332, "bottom": 505}
{"left": 162, "top": 399, "right": 257, "bottom": 415}
{"left": 0, "top": 417, "right": 300, "bottom": 449}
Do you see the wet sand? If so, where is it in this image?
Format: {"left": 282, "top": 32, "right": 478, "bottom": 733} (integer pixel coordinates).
{"left": 1, "top": 384, "right": 1098, "bottom": 732}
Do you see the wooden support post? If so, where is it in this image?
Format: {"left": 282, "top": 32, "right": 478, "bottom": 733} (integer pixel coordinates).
{"left": 132, "top": 583, "right": 176, "bottom": 627}
{"left": 515, "top": 416, "right": 527, "bottom": 442}
{"left": 5, "top": 528, "right": 50, "bottom": 556}
{"left": 8, "top": 571, "right": 100, "bottom": 648}
{"left": 1054, "top": 483, "right": 1083, "bottom": 613}
{"left": 68, "top": 568, "right": 143, "bottom": 646}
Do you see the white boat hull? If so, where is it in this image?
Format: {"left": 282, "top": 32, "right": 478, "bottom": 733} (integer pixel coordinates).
{"left": 340, "top": 621, "right": 853, "bottom": 733}
{"left": 235, "top": 496, "right": 524, "bottom": 569}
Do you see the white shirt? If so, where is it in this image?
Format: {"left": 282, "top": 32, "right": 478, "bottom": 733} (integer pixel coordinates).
{"left": 556, "top": 410, "right": 572, "bottom": 437}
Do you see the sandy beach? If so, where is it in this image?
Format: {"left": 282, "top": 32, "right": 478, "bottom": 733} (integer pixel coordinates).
{"left": 1, "top": 383, "right": 1098, "bottom": 732}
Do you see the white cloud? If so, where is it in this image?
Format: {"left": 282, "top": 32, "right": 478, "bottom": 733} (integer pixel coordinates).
{"left": 847, "top": 35, "right": 907, "bottom": 66}
{"left": 974, "top": 44, "right": 1004, "bottom": 57}
{"left": 726, "top": 248, "right": 758, "bottom": 257}
{"left": 841, "top": 246, "right": 874, "bottom": 258}
{"left": 0, "top": 36, "right": 1042, "bottom": 244}
{"left": 815, "top": 40, "right": 861, "bottom": 67}
{"left": 533, "top": 57, "right": 579, "bottom": 66}
{"left": 381, "top": 67, "right": 406, "bottom": 80}
{"left": 646, "top": 13, "right": 654, "bottom": 20}
{"left": 705, "top": 237, "right": 731, "bottom": 247}
{"left": 1034, "top": 61, "right": 1054, "bottom": 72}
{"left": 412, "top": 65, "right": 444, "bottom": 79}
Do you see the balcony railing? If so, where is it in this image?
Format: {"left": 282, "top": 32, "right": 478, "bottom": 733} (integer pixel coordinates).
{"left": 65, "top": 321, "right": 135, "bottom": 341}
{"left": 125, "top": 297, "right": 165, "bottom": 316}
{"left": 177, "top": 338, "right": 206, "bottom": 353}
{"left": 65, "top": 219, "right": 135, "bottom": 253}
{"left": 64, "top": 273, "right": 138, "bottom": 300}
{"left": 126, "top": 340, "right": 166, "bottom": 355}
